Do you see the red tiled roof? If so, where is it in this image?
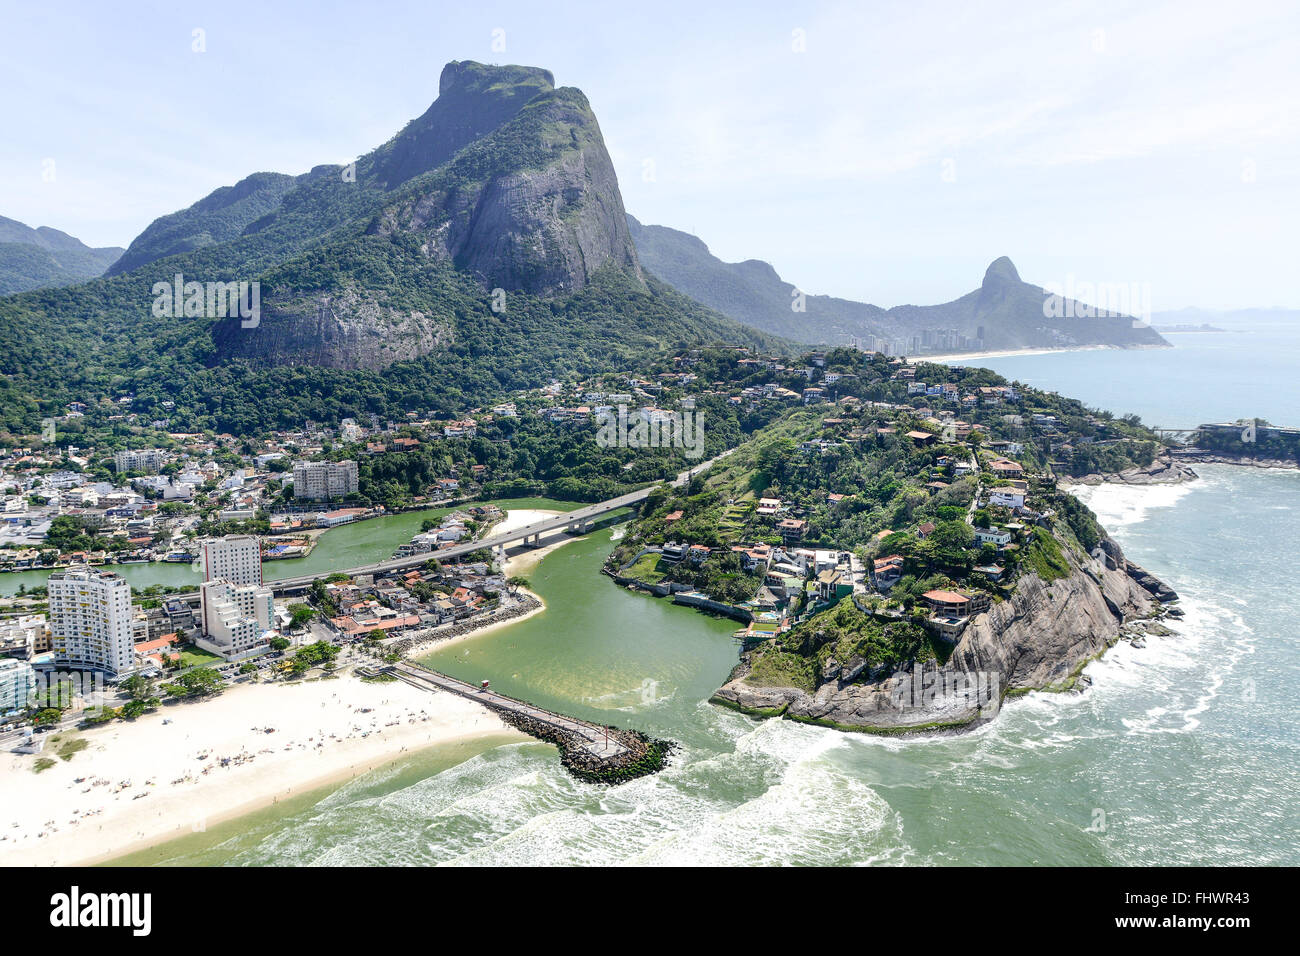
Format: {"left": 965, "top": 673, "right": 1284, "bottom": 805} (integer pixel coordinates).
{"left": 134, "top": 633, "right": 180, "bottom": 654}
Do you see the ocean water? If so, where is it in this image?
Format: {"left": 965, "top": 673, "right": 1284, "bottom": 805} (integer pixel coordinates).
{"left": 118, "top": 464, "right": 1299, "bottom": 866}
{"left": 938, "top": 316, "right": 1300, "bottom": 429}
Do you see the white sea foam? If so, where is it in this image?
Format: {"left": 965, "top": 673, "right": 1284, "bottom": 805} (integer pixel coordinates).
{"left": 629, "top": 725, "right": 905, "bottom": 866}
{"left": 1070, "top": 479, "right": 1198, "bottom": 528}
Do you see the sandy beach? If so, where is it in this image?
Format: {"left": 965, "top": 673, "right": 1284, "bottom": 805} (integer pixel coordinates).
{"left": 907, "top": 344, "right": 1118, "bottom": 364}
{"left": 0, "top": 672, "right": 521, "bottom": 866}
{"left": 500, "top": 511, "right": 581, "bottom": 576}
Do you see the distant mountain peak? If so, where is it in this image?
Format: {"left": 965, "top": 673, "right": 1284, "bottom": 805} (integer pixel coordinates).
{"left": 983, "top": 256, "right": 1021, "bottom": 286}
{"left": 439, "top": 60, "right": 554, "bottom": 97}
{"left": 369, "top": 65, "right": 643, "bottom": 296}
{"left": 367, "top": 61, "right": 558, "bottom": 191}
{"left": 101, "top": 59, "right": 637, "bottom": 299}
{"left": 628, "top": 220, "right": 1167, "bottom": 351}
{"left": 0, "top": 215, "right": 122, "bottom": 294}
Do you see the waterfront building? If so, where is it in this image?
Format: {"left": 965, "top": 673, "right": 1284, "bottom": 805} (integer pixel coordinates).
{"left": 47, "top": 567, "right": 135, "bottom": 676}
{"left": 0, "top": 657, "right": 37, "bottom": 712}
{"left": 200, "top": 534, "right": 262, "bottom": 586}
{"left": 198, "top": 580, "right": 274, "bottom": 660}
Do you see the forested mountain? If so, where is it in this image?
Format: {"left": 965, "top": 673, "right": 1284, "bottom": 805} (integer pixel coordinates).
{"left": 627, "top": 216, "right": 1168, "bottom": 352}
{"left": 106, "top": 172, "right": 298, "bottom": 276}
{"left": 0, "top": 216, "right": 122, "bottom": 295}
{"left": 0, "top": 62, "right": 776, "bottom": 436}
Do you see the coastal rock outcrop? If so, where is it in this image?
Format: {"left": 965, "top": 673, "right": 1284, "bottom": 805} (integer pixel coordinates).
{"left": 1066, "top": 453, "right": 1198, "bottom": 486}
{"left": 713, "top": 534, "right": 1174, "bottom": 734}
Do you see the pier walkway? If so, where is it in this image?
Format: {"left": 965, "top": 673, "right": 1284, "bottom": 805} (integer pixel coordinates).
{"left": 385, "top": 660, "right": 629, "bottom": 761}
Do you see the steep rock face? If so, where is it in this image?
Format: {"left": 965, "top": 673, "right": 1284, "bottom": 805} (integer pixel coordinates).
{"left": 366, "top": 61, "right": 556, "bottom": 190}
{"left": 202, "top": 64, "right": 645, "bottom": 368}
{"left": 372, "top": 88, "right": 643, "bottom": 297}
{"left": 211, "top": 286, "right": 453, "bottom": 371}
{"left": 106, "top": 62, "right": 566, "bottom": 281}
{"left": 1065, "top": 452, "right": 1199, "bottom": 486}
{"left": 714, "top": 534, "right": 1173, "bottom": 732}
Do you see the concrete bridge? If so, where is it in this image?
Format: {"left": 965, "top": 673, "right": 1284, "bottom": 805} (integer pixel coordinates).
{"left": 160, "top": 452, "right": 729, "bottom": 603}
{"left": 267, "top": 486, "right": 654, "bottom": 594}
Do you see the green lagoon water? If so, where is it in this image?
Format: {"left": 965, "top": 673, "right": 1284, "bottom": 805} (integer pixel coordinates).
{"left": 0, "top": 497, "right": 580, "bottom": 596}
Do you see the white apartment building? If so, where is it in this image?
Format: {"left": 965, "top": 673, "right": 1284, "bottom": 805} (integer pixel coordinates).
{"left": 292, "top": 460, "right": 359, "bottom": 500}
{"left": 198, "top": 580, "right": 274, "bottom": 659}
{"left": 47, "top": 567, "right": 136, "bottom": 676}
{"left": 0, "top": 658, "right": 37, "bottom": 713}
{"left": 113, "top": 449, "right": 166, "bottom": 474}
{"left": 199, "top": 535, "right": 272, "bottom": 659}
{"left": 200, "top": 535, "right": 262, "bottom": 586}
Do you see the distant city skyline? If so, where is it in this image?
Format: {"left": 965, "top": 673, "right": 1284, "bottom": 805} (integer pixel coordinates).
{"left": 2, "top": 0, "right": 1296, "bottom": 310}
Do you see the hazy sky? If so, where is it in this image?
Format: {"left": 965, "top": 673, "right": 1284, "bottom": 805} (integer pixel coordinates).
{"left": 2, "top": 0, "right": 1296, "bottom": 309}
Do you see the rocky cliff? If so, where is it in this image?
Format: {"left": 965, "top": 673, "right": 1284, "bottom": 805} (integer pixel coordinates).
{"left": 712, "top": 532, "right": 1177, "bottom": 733}
{"left": 370, "top": 84, "right": 643, "bottom": 297}
{"left": 366, "top": 61, "right": 556, "bottom": 191}
{"left": 205, "top": 62, "right": 650, "bottom": 369}
{"left": 1064, "top": 451, "right": 1199, "bottom": 486}
{"left": 211, "top": 284, "right": 454, "bottom": 371}
{"left": 108, "top": 60, "right": 642, "bottom": 303}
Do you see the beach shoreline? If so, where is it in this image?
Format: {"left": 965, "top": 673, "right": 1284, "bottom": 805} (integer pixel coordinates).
{"left": 908, "top": 344, "right": 1121, "bottom": 364}
{"left": 909, "top": 343, "right": 1175, "bottom": 366}
{"left": 0, "top": 671, "right": 523, "bottom": 867}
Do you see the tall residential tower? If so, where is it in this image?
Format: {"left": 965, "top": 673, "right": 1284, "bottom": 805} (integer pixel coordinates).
{"left": 47, "top": 567, "right": 135, "bottom": 676}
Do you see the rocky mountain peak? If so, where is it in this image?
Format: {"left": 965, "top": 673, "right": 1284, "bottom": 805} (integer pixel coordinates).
{"left": 368, "top": 61, "right": 557, "bottom": 190}
{"left": 438, "top": 60, "right": 554, "bottom": 98}
{"left": 371, "top": 68, "right": 643, "bottom": 297}
{"left": 982, "top": 256, "right": 1021, "bottom": 287}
